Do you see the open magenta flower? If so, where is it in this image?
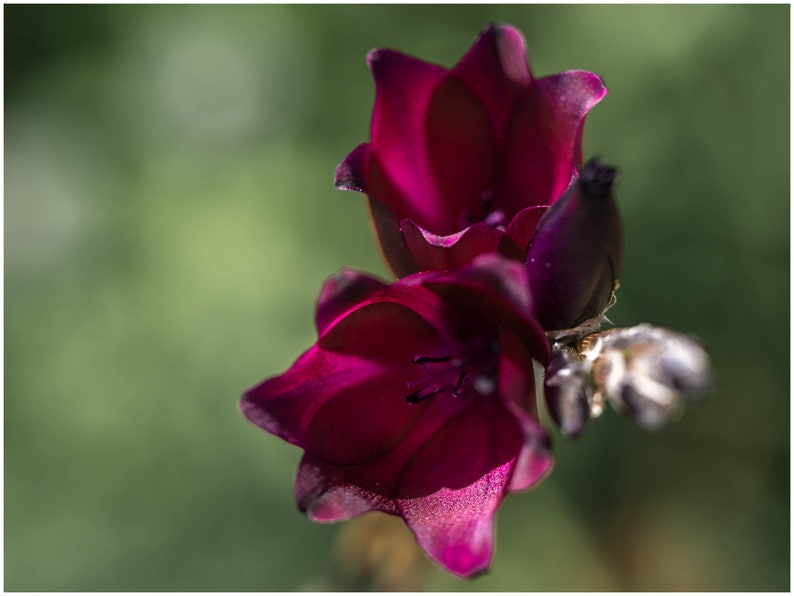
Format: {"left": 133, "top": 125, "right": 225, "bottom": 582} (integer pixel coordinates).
{"left": 335, "top": 23, "right": 607, "bottom": 277}
{"left": 241, "top": 254, "right": 553, "bottom": 577}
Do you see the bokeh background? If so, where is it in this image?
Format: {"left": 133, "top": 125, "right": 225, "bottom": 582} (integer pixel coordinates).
{"left": 5, "top": 4, "right": 789, "bottom": 591}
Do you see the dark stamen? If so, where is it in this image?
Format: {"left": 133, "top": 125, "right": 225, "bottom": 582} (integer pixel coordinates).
{"left": 412, "top": 354, "right": 452, "bottom": 364}
{"left": 405, "top": 385, "right": 441, "bottom": 404}
{"left": 452, "top": 371, "right": 469, "bottom": 397}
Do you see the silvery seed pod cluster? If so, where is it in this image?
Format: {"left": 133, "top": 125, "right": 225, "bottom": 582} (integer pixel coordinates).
{"left": 545, "top": 324, "right": 712, "bottom": 436}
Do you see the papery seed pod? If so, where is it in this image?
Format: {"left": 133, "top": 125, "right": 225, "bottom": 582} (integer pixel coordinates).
{"left": 526, "top": 157, "right": 623, "bottom": 331}
{"left": 585, "top": 324, "right": 712, "bottom": 431}
{"left": 544, "top": 346, "right": 595, "bottom": 439}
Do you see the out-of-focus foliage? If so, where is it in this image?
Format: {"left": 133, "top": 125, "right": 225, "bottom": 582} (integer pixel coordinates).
{"left": 5, "top": 5, "right": 789, "bottom": 591}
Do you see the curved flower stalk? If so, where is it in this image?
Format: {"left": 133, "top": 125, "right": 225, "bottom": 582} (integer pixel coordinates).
{"left": 241, "top": 254, "right": 553, "bottom": 578}
{"left": 335, "top": 23, "right": 607, "bottom": 277}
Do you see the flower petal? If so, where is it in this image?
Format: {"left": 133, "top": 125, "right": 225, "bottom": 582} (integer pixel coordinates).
{"left": 536, "top": 71, "right": 608, "bottom": 167}
{"left": 495, "top": 326, "right": 539, "bottom": 414}
{"left": 496, "top": 70, "right": 607, "bottom": 215}
{"left": 491, "top": 327, "right": 553, "bottom": 491}
{"left": 398, "top": 465, "right": 513, "bottom": 577}
{"left": 318, "top": 287, "right": 467, "bottom": 358}
{"left": 244, "top": 300, "right": 451, "bottom": 465}
{"left": 423, "top": 75, "right": 497, "bottom": 234}
{"left": 504, "top": 400, "right": 554, "bottom": 492}
{"left": 504, "top": 204, "right": 549, "bottom": 257}
{"left": 295, "top": 454, "right": 398, "bottom": 521}
{"left": 367, "top": 195, "right": 421, "bottom": 278}
{"left": 334, "top": 142, "right": 371, "bottom": 193}
{"left": 395, "top": 392, "right": 522, "bottom": 498}
{"left": 421, "top": 253, "right": 550, "bottom": 365}
{"left": 315, "top": 268, "right": 388, "bottom": 336}
{"left": 508, "top": 438, "right": 553, "bottom": 493}
{"left": 393, "top": 396, "right": 524, "bottom": 577}
{"left": 401, "top": 219, "right": 523, "bottom": 274}
{"left": 368, "top": 48, "right": 446, "bottom": 225}
{"left": 452, "top": 23, "right": 532, "bottom": 145}
{"left": 241, "top": 348, "right": 418, "bottom": 464}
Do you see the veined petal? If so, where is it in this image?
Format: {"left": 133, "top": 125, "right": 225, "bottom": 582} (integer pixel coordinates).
{"left": 315, "top": 268, "right": 388, "bottom": 336}
{"left": 242, "top": 348, "right": 422, "bottom": 465}
{"left": 394, "top": 396, "right": 525, "bottom": 577}
{"left": 368, "top": 48, "right": 446, "bottom": 225}
{"left": 452, "top": 23, "right": 532, "bottom": 145}
{"left": 398, "top": 460, "right": 514, "bottom": 578}
{"left": 537, "top": 71, "right": 608, "bottom": 168}
{"left": 245, "top": 295, "right": 460, "bottom": 466}
{"left": 395, "top": 391, "right": 522, "bottom": 498}
{"left": 497, "top": 70, "right": 607, "bottom": 215}
{"left": 423, "top": 75, "right": 497, "bottom": 233}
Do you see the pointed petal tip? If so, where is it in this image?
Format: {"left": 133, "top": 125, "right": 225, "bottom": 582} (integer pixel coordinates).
{"left": 564, "top": 69, "right": 609, "bottom": 104}
{"left": 444, "top": 553, "right": 493, "bottom": 579}
{"left": 403, "top": 499, "right": 497, "bottom": 578}
{"left": 316, "top": 267, "right": 388, "bottom": 335}
{"left": 455, "top": 21, "right": 532, "bottom": 102}
{"left": 478, "top": 21, "right": 526, "bottom": 44}
{"left": 238, "top": 391, "right": 256, "bottom": 420}
{"left": 334, "top": 143, "right": 371, "bottom": 192}
{"left": 507, "top": 413, "right": 555, "bottom": 492}
{"left": 365, "top": 47, "right": 385, "bottom": 69}
{"left": 238, "top": 379, "right": 289, "bottom": 440}
{"left": 239, "top": 383, "right": 267, "bottom": 419}
{"left": 296, "top": 460, "right": 377, "bottom": 522}
{"left": 366, "top": 47, "right": 410, "bottom": 73}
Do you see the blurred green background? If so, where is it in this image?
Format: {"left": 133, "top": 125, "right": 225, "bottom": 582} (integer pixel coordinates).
{"left": 5, "top": 4, "right": 789, "bottom": 591}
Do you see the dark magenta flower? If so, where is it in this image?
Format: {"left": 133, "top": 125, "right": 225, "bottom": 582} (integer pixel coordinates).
{"left": 335, "top": 23, "right": 607, "bottom": 278}
{"left": 241, "top": 254, "right": 553, "bottom": 577}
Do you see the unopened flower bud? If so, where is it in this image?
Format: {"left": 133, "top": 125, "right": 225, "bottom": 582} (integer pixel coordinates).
{"left": 543, "top": 346, "right": 594, "bottom": 439}
{"left": 526, "top": 157, "right": 623, "bottom": 331}
{"left": 582, "top": 324, "right": 712, "bottom": 431}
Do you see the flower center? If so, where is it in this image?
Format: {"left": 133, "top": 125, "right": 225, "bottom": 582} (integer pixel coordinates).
{"left": 404, "top": 338, "right": 499, "bottom": 404}
{"left": 460, "top": 190, "right": 506, "bottom": 230}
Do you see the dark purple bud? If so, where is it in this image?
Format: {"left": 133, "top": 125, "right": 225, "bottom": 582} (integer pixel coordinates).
{"left": 525, "top": 157, "right": 624, "bottom": 331}
{"left": 544, "top": 346, "right": 594, "bottom": 439}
